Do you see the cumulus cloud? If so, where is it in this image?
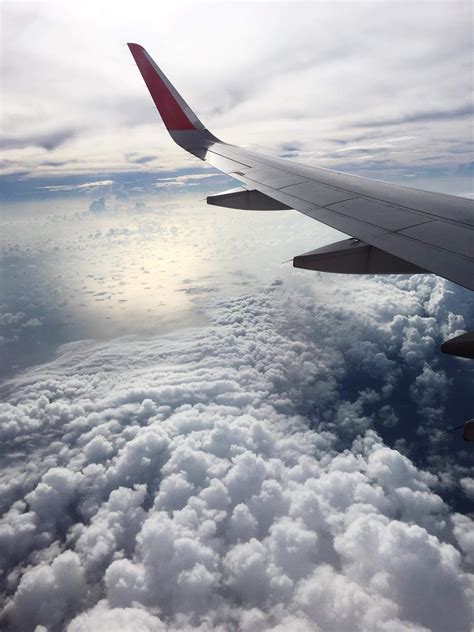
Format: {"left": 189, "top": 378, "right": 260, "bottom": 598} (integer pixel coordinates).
{"left": 0, "top": 279, "right": 473, "bottom": 631}
{"left": 460, "top": 477, "right": 474, "bottom": 501}
{"left": 5, "top": 551, "right": 87, "bottom": 630}
{"left": 89, "top": 197, "right": 107, "bottom": 213}
{"left": 0, "top": 310, "right": 43, "bottom": 357}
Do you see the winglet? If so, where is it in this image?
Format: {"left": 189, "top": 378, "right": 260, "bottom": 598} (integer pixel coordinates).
{"left": 127, "top": 43, "right": 205, "bottom": 132}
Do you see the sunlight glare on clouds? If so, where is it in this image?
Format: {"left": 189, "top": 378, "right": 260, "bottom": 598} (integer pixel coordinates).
{"left": 0, "top": 190, "right": 344, "bottom": 374}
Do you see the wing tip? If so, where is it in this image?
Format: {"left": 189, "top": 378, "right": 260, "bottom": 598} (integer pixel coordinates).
{"left": 127, "top": 42, "right": 200, "bottom": 133}
{"left": 127, "top": 42, "right": 145, "bottom": 53}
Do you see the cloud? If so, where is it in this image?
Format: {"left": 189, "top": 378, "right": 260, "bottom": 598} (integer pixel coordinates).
{"left": 356, "top": 103, "right": 474, "bottom": 128}
{"left": 1, "top": 3, "right": 472, "bottom": 187}
{"left": 0, "top": 278, "right": 473, "bottom": 631}
{"left": 6, "top": 551, "right": 87, "bottom": 631}
{"left": 125, "top": 153, "right": 158, "bottom": 165}
{"left": 68, "top": 603, "right": 167, "bottom": 632}
{"left": 0, "top": 128, "right": 78, "bottom": 151}
{"left": 39, "top": 180, "right": 114, "bottom": 193}
{"left": 153, "top": 173, "right": 225, "bottom": 189}
{"left": 89, "top": 197, "right": 107, "bottom": 213}
{"left": 0, "top": 312, "right": 26, "bottom": 326}
{"left": 410, "top": 364, "right": 450, "bottom": 423}
{"left": 460, "top": 478, "right": 474, "bottom": 501}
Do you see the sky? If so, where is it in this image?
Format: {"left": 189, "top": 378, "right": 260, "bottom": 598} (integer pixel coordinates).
{"left": 1, "top": 1, "right": 474, "bottom": 631}
{"left": 1, "top": 0, "right": 473, "bottom": 194}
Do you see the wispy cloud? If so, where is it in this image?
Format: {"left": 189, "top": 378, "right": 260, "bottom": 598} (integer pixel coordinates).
{"left": 153, "top": 173, "right": 224, "bottom": 188}
{"left": 0, "top": 128, "right": 78, "bottom": 151}
{"left": 125, "top": 153, "right": 158, "bottom": 165}
{"left": 356, "top": 103, "right": 474, "bottom": 128}
{"left": 37, "top": 179, "right": 114, "bottom": 192}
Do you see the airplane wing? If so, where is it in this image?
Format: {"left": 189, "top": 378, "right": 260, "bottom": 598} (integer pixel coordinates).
{"left": 127, "top": 43, "right": 474, "bottom": 295}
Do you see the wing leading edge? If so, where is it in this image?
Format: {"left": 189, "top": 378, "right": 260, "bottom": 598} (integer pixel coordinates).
{"left": 127, "top": 43, "right": 474, "bottom": 293}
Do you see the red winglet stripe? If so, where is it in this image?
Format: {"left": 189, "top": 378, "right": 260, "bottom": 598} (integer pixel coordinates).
{"left": 128, "top": 43, "right": 196, "bottom": 131}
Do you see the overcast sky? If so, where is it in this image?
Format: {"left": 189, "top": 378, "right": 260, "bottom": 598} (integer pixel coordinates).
{"left": 1, "top": 0, "right": 473, "bottom": 195}
{"left": 1, "top": 2, "right": 474, "bottom": 631}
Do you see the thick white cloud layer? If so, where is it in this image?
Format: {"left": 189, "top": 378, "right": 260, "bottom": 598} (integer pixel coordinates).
{"left": 0, "top": 276, "right": 473, "bottom": 631}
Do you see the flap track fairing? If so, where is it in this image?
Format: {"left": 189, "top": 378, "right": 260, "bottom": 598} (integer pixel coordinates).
{"left": 293, "top": 238, "right": 427, "bottom": 274}
{"left": 207, "top": 187, "right": 291, "bottom": 211}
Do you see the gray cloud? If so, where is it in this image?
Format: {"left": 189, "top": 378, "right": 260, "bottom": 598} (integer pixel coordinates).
{"left": 0, "top": 128, "right": 78, "bottom": 151}
{"left": 1, "top": 3, "right": 472, "bottom": 184}
{"left": 356, "top": 103, "right": 473, "bottom": 128}
{"left": 125, "top": 153, "right": 158, "bottom": 165}
{"left": 89, "top": 197, "right": 107, "bottom": 213}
